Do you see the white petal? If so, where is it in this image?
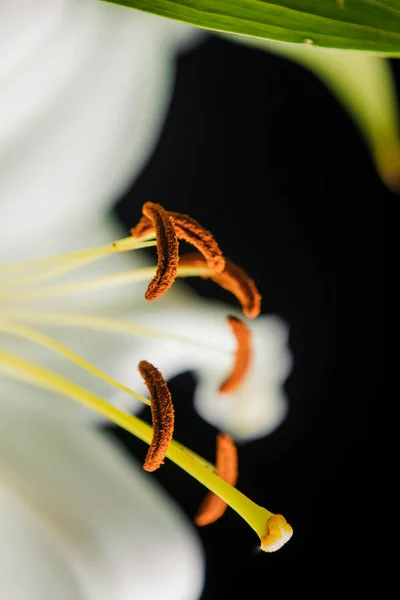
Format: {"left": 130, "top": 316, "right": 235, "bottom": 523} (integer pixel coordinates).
{"left": 102, "top": 304, "right": 293, "bottom": 442}
{"left": 0, "top": 0, "right": 197, "bottom": 254}
{"left": 192, "top": 314, "right": 292, "bottom": 441}
{"left": 0, "top": 215, "right": 190, "bottom": 421}
{"left": 0, "top": 412, "right": 204, "bottom": 600}
{"left": 0, "top": 488, "right": 87, "bottom": 600}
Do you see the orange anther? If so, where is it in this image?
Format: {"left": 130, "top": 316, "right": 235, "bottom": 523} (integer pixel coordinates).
{"left": 138, "top": 360, "right": 175, "bottom": 472}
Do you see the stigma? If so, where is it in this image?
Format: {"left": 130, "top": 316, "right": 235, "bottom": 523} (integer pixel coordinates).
{"left": 0, "top": 202, "right": 292, "bottom": 553}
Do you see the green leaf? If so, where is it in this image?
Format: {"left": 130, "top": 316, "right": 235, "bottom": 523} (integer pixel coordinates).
{"left": 103, "top": 0, "right": 400, "bottom": 55}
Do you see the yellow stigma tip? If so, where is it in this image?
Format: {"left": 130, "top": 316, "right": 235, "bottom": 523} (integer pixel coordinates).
{"left": 260, "top": 514, "right": 293, "bottom": 553}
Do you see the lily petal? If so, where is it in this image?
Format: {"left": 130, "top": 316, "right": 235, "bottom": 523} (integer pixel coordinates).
{"left": 194, "top": 315, "right": 292, "bottom": 441}
{"left": 0, "top": 0, "right": 197, "bottom": 254}
{"left": 0, "top": 411, "right": 204, "bottom": 600}
{"left": 0, "top": 216, "right": 187, "bottom": 422}
{"left": 101, "top": 303, "right": 292, "bottom": 441}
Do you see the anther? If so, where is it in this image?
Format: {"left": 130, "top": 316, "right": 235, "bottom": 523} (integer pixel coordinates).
{"left": 179, "top": 253, "right": 261, "bottom": 319}
{"left": 138, "top": 360, "right": 175, "bottom": 472}
{"left": 130, "top": 215, "right": 155, "bottom": 240}
{"left": 130, "top": 204, "right": 225, "bottom": 273}
{"left": 141, "top": 202, "right": 179, "bottom": 301}
{"left": 169, "top": 211, "right": 225, "bottom": 273}
{"left": 219, "top": 315, "right": 252, "bottom": 394}
{"left": 195, "top": 433, "right": 238, "bottom": 526}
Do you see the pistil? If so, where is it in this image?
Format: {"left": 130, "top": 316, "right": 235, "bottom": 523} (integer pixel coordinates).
{"left": 0, "top": 349, "right": 292, "bottom": 552}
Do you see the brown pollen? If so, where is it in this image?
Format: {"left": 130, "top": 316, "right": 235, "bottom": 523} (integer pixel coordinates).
{"left": 138, "top": 360, "right": 175, "bottom": 472}
{"left": 219, "top": 315, "right": 252, "bottom": 394}
{"left": 179, "top": 253, "right": 261, "bottom": 319}
{"left": 130, "top": 204, "right": 225, "bottom": 273}
{"left": 130, "top": 215, "right": 154, "bottom": 240}
{"left": 195, "top": 433, "right": 238, "bottom": 526}
{"left": 169, "top": 210, "right": 225, "bottom": 273}
{"left": 141, "top": 202, "right": 179, "bottom": 301}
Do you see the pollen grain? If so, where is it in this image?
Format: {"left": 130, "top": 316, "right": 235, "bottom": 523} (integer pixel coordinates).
{"left": 138, "top": 360, "right": 175, "bottom": 472}
{"left": 141, "top": 202, "right": 179, "bottom": 301}
{"left": 130, "top": 204, "right": 225, "bottom": 273}
{"left": 179, "top": 253, "right": 261, "bottom": 319}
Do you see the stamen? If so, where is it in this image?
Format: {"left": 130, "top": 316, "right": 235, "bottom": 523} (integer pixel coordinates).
{"left": 142, "top": 202, "right": 179, "bottom": 301}
{"left": 179, "top": 253, "right": 262, "bottom": 319}
{"left": 0, "top": 235, "right": 154, "bottom": 277}
{"left": 131, "top": 204, "right": 225, "bottom": 273}
{"left": 0, "top": 349, "right": 292, "bottom": 553}
{"left": 219, "top": 315, "right": 252, "bottom": 394}
{"left": 4, "top": 239, "right": 157, "bottom": 288}
{"left": 169, "top": 211, "right": 225, "bottom": 273}
{"left": 0, "top": 268, "right": 164, "bottom": 302}
{"left": 195, "top": 433, "right": 238, "bottom": 526}
{"left": 130, "top": 215, "right": 155, "bottom": 240}
{"left": 138, "top": 360, "right": 175, "bottom": 472}
{"left": 0, "top": 201, "right": 290, "bottom": 551}
{"left": 1, "top": 309, "right": 230, "bottom": 356}
{"left": 0, "top": 318, "right": 149, "bottom": 406}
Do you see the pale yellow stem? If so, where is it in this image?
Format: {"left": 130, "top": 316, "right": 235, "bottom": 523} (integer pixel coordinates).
{"left": 4, "top": 240, "right": 157, "bottom": 288}
{"left": 0, "top": 310, "right": 230, "bottom": 356}
{"left": 0, "top": 349, "right": 277, "bottom": 542}
{"left": 0, "top": 235, "right": 155, "bottom": 276}
{"left": 0, "top": 266, "right": 210, "bottom": 302}
{"left": 0, "top": 318, "right": 149, "bottom": 406}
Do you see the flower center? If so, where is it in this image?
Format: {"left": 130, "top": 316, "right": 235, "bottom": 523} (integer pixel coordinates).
{"left": 0, "top": 202, "right": 292, "bottom": 552}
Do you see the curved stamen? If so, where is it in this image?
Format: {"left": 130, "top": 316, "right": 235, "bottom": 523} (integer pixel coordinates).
{"left": 0, "top": 235, "right": 154, "bottom": 277}
{"left": 0, "top": 267, "right": 160, "bottom": 302}
{"left": 3, "top": 239, "right": 157, "bottom": 288}
{"left": 138, "top": 360, "right": 175, "bottom": 471}
{"left": 0, "top": 318, "right": 149, "bottom": 406}
{"left": 130, "top": 203, "right": 225, "bottom": 273}
{"left": 142, "top": 202, "right": 179, "bottom": 301}
{"left": 169, "top": 211, "right": 225, "bottom": 273}
{"left": 195, "top": 433, "right": 238, "bottom": 526}
{"left": 0, "top": 264, "right": 212, "bottom": 303}
{"left": 179, "top": 253, "right": 262, "bottom": 319}
{"left": 130, "top": 215, "right": 155, "bottom": 240}
{"left": 219, "top": 315, "right": 252, "bottom": 394}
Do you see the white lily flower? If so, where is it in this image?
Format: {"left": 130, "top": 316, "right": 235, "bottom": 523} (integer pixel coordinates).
{"left": 0, "top": 410, "right": 204, "bottom": 600}
{"left": 0, "top": 200, "right": 294, "bottom": 567}
{"left": 110, "top": 299, "right": 292, "bottom": 442}
{"left": 0, "top": 0, "right": 196, "bottom": 254}
{"left": 1, "top": 1, "right": 204, "bottom": 598}
{"left": 0, "top": 209, "right": 291, "bottom": 441}
{"left": 0, "top": 1, "right": 293, "bottom": 597}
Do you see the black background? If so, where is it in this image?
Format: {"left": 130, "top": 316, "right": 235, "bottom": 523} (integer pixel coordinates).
{"left": 111, "top": 34, "right": 379, "bottom": 597}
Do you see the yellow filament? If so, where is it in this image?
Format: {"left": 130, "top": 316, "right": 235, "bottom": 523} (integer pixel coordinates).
{"left": 0, "top": 235, "right": 155, "bottom": 276}
{"left": 0, "top": 349, "right": 276, "bottom": 542}
{"left": 1, "top": 310, "right": 230, "bottom": 356}
{"left": 0, "top": 266, "right": 211, "bottom": 302}
{"left": 0, "top": 318, "right": 149, "bottom": 406}
{"left": 4, "top": 239, "right": 157, "bottom": 288}
{"left": 0, "top": 314, "right": 216, "bottom": 470}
